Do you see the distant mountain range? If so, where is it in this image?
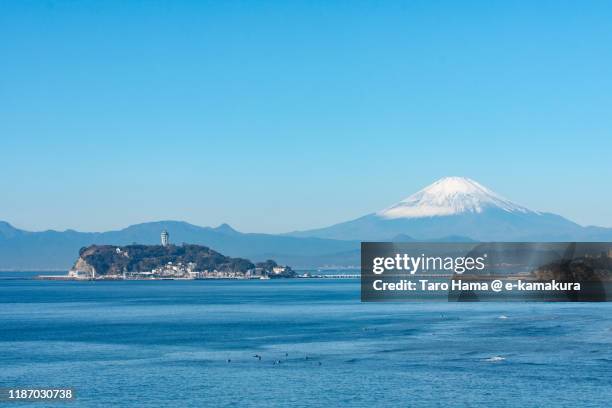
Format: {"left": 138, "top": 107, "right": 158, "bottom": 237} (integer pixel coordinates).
{"left": 2, "top": 177, "right": 611, "bottom": 270}
{"left": 0, "top": 221, "right": 359, "bottom": 270}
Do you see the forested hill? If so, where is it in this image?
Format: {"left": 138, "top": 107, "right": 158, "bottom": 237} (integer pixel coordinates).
{"left": 75, "top": 244, "right": 257, "bottom": 275}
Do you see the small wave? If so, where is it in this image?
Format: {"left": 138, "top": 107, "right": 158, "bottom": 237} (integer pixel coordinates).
{"left": 484, "top": 356, "right": 506, "bottom": 362}
{"left": 595, "top": 358, "right": 612, "bottom": 363}
{"left": 498, "top": 315, "right": 508, "bottom": 319}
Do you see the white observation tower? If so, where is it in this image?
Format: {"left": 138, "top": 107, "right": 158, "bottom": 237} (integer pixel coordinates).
{"left": 161, "top": 230, "right": 169, "bottom": 247}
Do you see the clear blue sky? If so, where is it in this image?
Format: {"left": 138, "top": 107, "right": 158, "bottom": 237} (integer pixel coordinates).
{"left": 1, "top": 1, "right": 611, "bottom": 233}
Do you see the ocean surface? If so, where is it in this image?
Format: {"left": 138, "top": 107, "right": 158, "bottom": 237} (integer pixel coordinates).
{"left": 1, "top": 274, "right": 612, "bottom": 407}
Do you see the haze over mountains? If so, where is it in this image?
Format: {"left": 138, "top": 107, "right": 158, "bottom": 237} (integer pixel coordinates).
{"left": 0, "top": 221, "right": 358, "bottom": 270}
{"left": 2, "top": 177, "right": 611, "bottom": 270}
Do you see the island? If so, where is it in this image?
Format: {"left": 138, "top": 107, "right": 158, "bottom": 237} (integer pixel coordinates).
{"left": 39, "top": 243, "right": 296, "bottom": 280}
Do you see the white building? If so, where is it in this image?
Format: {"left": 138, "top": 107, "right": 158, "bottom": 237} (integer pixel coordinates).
{"left": 272, "top": 266, "right": 287, "bottom": 275}
{"left": 68, "top": 269, "right": 94, "bottom": 280}
{"left": 161, "top": 230, "right": 169, "bottom": 246}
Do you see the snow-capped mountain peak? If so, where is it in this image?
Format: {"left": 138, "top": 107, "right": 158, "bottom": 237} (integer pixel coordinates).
{"left": 377, "top": 177, "right": 535, "bottom": 219}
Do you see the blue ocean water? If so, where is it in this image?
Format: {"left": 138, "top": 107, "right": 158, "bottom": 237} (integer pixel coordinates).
{"left": 1, "top": 276, "right": 612, "bottom": 407}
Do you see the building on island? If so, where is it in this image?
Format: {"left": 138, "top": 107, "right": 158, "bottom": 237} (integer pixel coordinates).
{"left": 68, "top": 268, "right": 94, "bottom": 280}
{"left": 161, "top": 230, "right": 169, "bottom": 247}
{"left": 272, "top": 266, "right": 287, "bottom": 275}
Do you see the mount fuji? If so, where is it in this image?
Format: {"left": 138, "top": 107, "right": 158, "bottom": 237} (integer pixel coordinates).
{"left": 2, "top": 177, "right": 611, "bottom": 270}
{"left": 289, "top": 177, "right": 612, "bottom": 242}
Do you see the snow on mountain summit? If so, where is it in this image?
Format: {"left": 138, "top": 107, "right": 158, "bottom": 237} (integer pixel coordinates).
{"left": 377, "top": 177, "right": 535, "bottom": 219}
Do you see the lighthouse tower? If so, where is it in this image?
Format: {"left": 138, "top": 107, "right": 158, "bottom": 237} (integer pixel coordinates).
{"left": 161, "top": 230, "right": 169, "bottom": 247}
